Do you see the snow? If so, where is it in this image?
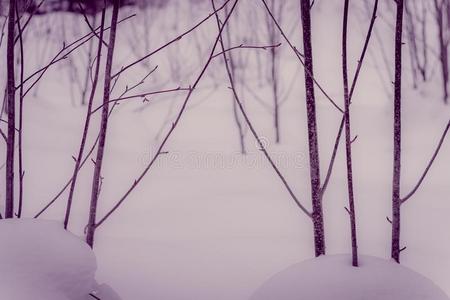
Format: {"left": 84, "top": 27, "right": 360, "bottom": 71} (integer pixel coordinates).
{"left": 0, "top": 0, "right": 449, "bottom": 299}
{"left": 251, "top": 255, "right": 450, "bottom": 300}
{"left": 0, "top": 219, "right": 97, "bottom": 300}
{"left": 91, "top": 283, "right": 123, "bottom": 300}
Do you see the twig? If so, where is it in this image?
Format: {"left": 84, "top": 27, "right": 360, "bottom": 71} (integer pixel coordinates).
{"left": 0, "top": 119, "right": 19, "bottom": 132}
{"left": 90, "top": 87, "right": 190, "bottom": 114}
{"left": 212, "top": 0, "right": 312, "bottom": 218}
{"left": 0, "top": 128, "right": 6, "bottom": 142}
{"left": 13, "top": 0, "right": 45, "bottom": 45}
{"left": 77, "top": 1, "right": 108, "bottom": 47}
{"left": 320, "top": 118, "right": 344, "bottom": 198}
{"left": 95, "top": 0, "right": 241, "bottom": 229}
{"left": 344, "top": 206, "right": 351, "bottom": 215}
{"left": 260, "top": 0, "right": 344, "bottom": 113}
{"left": 111, "top": 0, "right": 232, "bottom": 79}
{"left": 211, "top": 43, "right": 281, "bottom": 59}
{"left": 89, "top": 293, "right": 101, "bottom": 300}
{"left": 34, "top": 64, "right": 152, "bottom": 218}
{"left": 0, "top": 16, "right": 7, "bottom": 49}
{"left": 17, "top": 14, "right": 135, "bottom": 94}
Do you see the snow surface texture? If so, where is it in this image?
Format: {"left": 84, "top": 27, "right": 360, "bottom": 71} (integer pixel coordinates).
{"left": 0, "top": 0, "right": 449, "bottom": 299}
{"left": 0, "top": 219, "right": 97, "bottom": 300}
{"left": 251, "top": 255, "right": 450, "bottom": 300}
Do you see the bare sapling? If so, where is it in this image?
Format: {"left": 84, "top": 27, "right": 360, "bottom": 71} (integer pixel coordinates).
{"left": 5, "top": 0, "right": 16, "bottom": 219}
{"left": 86, "top": 0, "right": 120, "bottom": 248}
{"left": 64, "top": 8, "right": 106, "bottom": 230}
{"left": 341, "top": 0, "right": 359, "bottom": 267}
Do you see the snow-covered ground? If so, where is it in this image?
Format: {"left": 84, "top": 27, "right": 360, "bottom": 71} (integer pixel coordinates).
{"left": 251, "top": 255, "right": 450, "bottom": 300}
{"left": 0, "top": 219, "right": 96, "bottom": 300}
{"left": 1, "top": 0, "right": 450, "bottom": 299}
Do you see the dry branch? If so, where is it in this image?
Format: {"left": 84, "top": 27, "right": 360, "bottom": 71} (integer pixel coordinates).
{"left": 94, "top": 0, "right": 241, "bottom": 229}
{"left": 63, "top": 8, "right": 106, "bottom": 230}
{"left": 401, "top": 119, "right": 450, "bottom": 204}
{"left": 260, "top": 0, "right": 343, "bottom": 114}
{"left": 212, "top": 0, "right": 312, "bottom": 218}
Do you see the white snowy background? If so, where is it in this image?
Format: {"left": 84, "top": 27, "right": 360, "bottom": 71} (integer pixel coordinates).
{"left": 1, "top": 0, "right": 450, "bottom": 299}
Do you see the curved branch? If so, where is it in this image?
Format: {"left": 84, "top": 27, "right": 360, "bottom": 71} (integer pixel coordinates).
{"left": 212, "top": 0, "right": 312, "bottom": 218}
{"left": 401, "top": 119, "right": 450, "bottom": 204}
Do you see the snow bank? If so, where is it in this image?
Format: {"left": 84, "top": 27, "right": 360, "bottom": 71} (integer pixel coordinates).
{"left": 250, "top": 255, "right": 449, "bottom": 300}
{"left": 0, "top": 219, "right": 97, "bottom": 300}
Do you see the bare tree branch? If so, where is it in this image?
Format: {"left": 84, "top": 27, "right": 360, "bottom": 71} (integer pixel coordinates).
{"left": 94, "top": 0, "right": 241, "bottom": 229}
{"left": 0, "top": 128, "right": 6, "bottom": 142}
{"left": 34, "top": 64, "right": 153, "bottom": 219}
{"left": 260, "top": 0, "right": 344, "bottom": 113}
{"left": 16, "top": 14, "right": 135, "bottom": 94}
{"left": 211, "top": 0, "right": 312, "bottom": 218}
{"left": 401, "top": 119, "right": 450, "bottom": 204}
{"left": 211, "top": 43, "right": 281, "bottom": 59}
{"left": 320, "top": 0, "right": 378, "bottom": 197}
{"left": 90, "top": 87, "right": 191, "bottom": 114}
{"left": 112, "top": 0, "right": 233, "bottom": 79}
{"left": 63, "top": 8, "right": 107, "bottom": 230}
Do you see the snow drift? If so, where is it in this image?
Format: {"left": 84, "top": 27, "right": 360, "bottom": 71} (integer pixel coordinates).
{"left": 250, "top": 255, "right": 450, "bottom": 300}
{"left": 0, "top": 219, "right": 97, "bottom": 300}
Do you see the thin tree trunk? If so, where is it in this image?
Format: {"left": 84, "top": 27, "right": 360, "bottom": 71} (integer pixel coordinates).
{"left": 270, "top": 38, "right": 280, "bottom": 143}
{"left": 81, "top": 15, "right": 97, "bottom": 106}
{"left": 86, "top": 0, "right": 120, "bottom": 248}
{"left": 405, "top": 1, "right": 418, "bottom": 88}
{"left": 342, "top": 0, "right": 359, "bottom": 267}
{"left": 321, "top": 0, "right": 378, "bottom": 203}
{"left": 64, "top": 9, "right": 106, "bottom": 230}
{"left": 420, "top": 0, "right": 428, "bottom": 81}
{"left": 269, "top": 0, "right": 280, "bottom": 143}
{"left": 447, "top": 0, "right": 450, "bottom": 31}
{"left": 300, "top": 0, "right": 325, "bottom": 256}
{"left": 16, "top": 2, "right": 25, "bottom": 218}
{"left": 391, "top": 0, "right": 404, "bottom": 263}
{"left": 224, "top": 4, "right": 246, "bottom": 154}
{"left": 434, "top": 0, "right": 449, "bottom": 104}
{"left": 5, "top": 0, "right": 16, "bottom": 219}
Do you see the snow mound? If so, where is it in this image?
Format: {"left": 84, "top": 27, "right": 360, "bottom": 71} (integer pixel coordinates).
{"left": 250, "top": 255, "right": 449, "bottom": 300}
{"left": 0, "top": 219, "right": 97, "bottom": 300}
